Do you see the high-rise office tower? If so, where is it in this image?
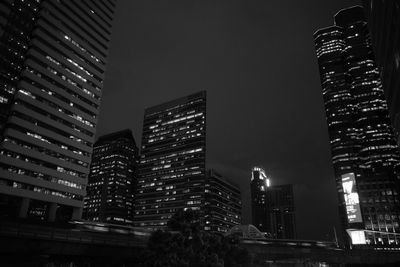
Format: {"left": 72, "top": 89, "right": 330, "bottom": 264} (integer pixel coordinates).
{"left": 134, "top": 91, "right": 206, "bottom": 228}
{"left": 84, "top": 129, "right": 138, "bottom": 225}
{"left": 0, "top": 0, "right": 42, "bottom": 134}
{"left": 0, "top": 0, "right": 116, "bottom": 221}
{"left": 362, "top": 1, "right": 400, "bottom": 143}
{"left": 250, "top": 167, "right": 296, "bottom": 238}
{"left": 267, "top": 184, "right": 296, "bottom": 239}
{"left": 204, "top": 169, "right": 242, "bottom": 233}
{"left": 250, "top": 166, "right": 270, "bottom": 232}
{"left": 314, "top": 6, "right": 400, "bottom": 247}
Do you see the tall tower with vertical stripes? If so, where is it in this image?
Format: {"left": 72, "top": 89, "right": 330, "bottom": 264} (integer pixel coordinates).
{"left": 0, "top": 0, "right": 116, "bottom": 222}
{"left": 314, "top": 6, "right": 400, "bottom": 248}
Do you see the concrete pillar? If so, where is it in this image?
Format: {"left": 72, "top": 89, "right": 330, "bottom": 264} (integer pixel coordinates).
{"left": 72, "top": 207, "right": 83, "bottom": 220}
{"left": 19, "top": 198, "right": 30, "bottom": 218}
{"left": 48, "top": 203, "right": 58, "bottom": 222}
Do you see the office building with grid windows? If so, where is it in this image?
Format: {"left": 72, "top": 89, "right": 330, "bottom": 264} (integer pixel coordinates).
{"left": 84, "top": 129, "right": 138, "bottom": 225}
{"left": 134, "top": 91, "right": 206, "bottom": 228}
{"left": 204, "top": 169, "right": 242, "bottom": 233}
{"left": 0, "top": 0, "right": 116, "bottom": 221}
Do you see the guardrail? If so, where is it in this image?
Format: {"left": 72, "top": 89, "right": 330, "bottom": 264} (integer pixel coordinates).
{"left": 0, "top": 222, "right": 146, "bottom": 247}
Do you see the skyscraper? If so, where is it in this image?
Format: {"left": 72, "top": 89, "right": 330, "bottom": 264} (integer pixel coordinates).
{"left": 0, "top": 0, "right": 42, "bottom": 134}
{"left": 314, "top": 6, "right": 400, "bottom": 247}
{"left": 362, "top": 0, "right": 400, "bottom": 143}
{"left": 250, "top": 166, "right": 270, "bottom": 232}
{"left": 204, "top": 169, "right": 242, "bottom": 233}
{"left": 134, "top": 91, "right": 206, "bottom": 228}
{"left": 250, "top": 167, "right": 296, "bottom": 238}
{"left": 84, "top": 129, "right": 138, "bottom": 225}
{"left": 267, "top": 184, "right": 296, "bottom": 239}
{"left": 0, "top": 0, "right": 116, "bottom": 221}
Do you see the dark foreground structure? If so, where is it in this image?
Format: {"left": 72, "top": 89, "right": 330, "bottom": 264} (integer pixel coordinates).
{"left": 1, "top": 220, "right": 400, "bottom": 266}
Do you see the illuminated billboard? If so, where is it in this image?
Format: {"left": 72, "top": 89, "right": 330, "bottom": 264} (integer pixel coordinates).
{"left": 341, "top": 173, "right": 363, "bottom": 223}
{"left": 346, "top": 229, "right": 366, "bottom": 245}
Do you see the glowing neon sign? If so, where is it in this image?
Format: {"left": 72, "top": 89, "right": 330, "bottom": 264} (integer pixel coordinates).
{"left": 341, "top": 173, "right": 363, "bottom": 223}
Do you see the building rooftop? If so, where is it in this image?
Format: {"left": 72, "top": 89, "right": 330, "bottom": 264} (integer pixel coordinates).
{"left": 96, "top": 129, "right": 136, "bottom": 146}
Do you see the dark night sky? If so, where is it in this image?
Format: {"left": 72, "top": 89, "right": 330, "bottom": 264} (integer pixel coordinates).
{"left": 97, "top": 0, "right": 359, "bottom": 240}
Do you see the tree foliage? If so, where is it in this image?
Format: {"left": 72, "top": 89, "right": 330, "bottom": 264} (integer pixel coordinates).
{"left": 133, "top": 209, "right": 252, "bottom": 267}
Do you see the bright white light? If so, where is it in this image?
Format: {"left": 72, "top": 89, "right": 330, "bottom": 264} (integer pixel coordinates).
{"left": 346, "top": 229, "right": 366, "bottom": 245}
{"left": 341, "top": 173, "right": 362, "bottom": 223}
{"left": 252, "top": 167, "right": 271, "bottom": 187}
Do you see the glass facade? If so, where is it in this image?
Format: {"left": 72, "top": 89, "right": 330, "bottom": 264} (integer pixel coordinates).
{"left": 134, "top": 91, "right": 206, "bottom": 228}
{"left": 314, "top": 6, "right": 400, "bottom": 247}
{"left": 362, "top": 0, "right": 400, "bottom": 144}
{"left": 204, "top": 169, "right": 242, "bottom": 233}
{"left": 84, "top": 129, "right": 138, "bottom": 225}
{"left": 0, "top": 0, "right": 116, "bottom": 221}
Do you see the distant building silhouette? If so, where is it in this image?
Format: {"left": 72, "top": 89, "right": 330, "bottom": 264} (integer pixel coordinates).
{"left": 267, "top": 184, "right": 296, "bottom": 239}
{"left": 0, "top": 0, "right": 116, "bottom": 221}
{"left": 134, "top": 91, "right": 206, "bottom": 228}
{"left": 250, "top": 167, "right": 296, "bottom": 239}
{"left": 362, "top": 0, "right": 400, "bottom": 144}
{"left": 314, "top": 6, "right": 400, "bottom": 247}
{"left": 204, "top": 169, "right": 242, "bottom": 233}
{"left": 250, "top": 166, "right": 269, "bottom": 232}
{"left": 84, "top": 129, "right": 138, "bottom": 225}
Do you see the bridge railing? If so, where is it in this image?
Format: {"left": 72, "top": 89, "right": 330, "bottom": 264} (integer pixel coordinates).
{"left": 0, "top": 221, "right": 146, "bottom": 247}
